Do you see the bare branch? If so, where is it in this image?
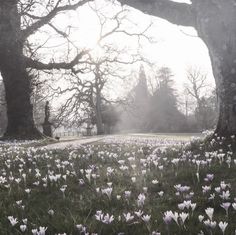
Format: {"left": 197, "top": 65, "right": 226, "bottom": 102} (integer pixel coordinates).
{"left": 185, "top": 67, "right": 210, "bottom": 107}
{"left": 25, "top": 50, "right": 89, "bottom": 70}
{"left": 117, "top": 0, "right": 196, "bottom": 27}
{"left": 21, "top": 0, "right": 92, "bottom": 40}
{"left": 48, "top": 23, "right": 68, "bottom": 38}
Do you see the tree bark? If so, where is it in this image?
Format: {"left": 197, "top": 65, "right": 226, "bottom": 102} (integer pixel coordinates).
{"left": 118, "top": 0, "right": 236, "bottom": 136}
{"left": 95, "top": 91, "right": 104, "bottom": 135}
{"left": 194, "top": 1, "right": 236, "bottom": 135}
{"left": 0, "top": 2, "right": 41, "bottom": 139}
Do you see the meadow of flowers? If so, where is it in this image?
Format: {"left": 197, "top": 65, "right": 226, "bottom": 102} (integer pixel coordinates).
{"left": 0, "top": 135, "right": 235, "bottom": 234}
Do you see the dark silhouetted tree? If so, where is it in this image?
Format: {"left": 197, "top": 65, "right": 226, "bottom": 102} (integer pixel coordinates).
{"left": 42, "top": 101, "right": 53, "bottom": 137}
{"left": 130, "top": 65, "right": 150, "bottom": 131}
{"left": 0, "top": 0, "right": 91, "bottom": 139}
{"left": 147, "top": 67, "right": 185, "bottom": 132}
{"left": 101, "top": 104, "right": 120, "bottom": 134}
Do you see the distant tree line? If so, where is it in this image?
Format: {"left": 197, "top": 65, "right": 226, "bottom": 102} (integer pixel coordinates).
{"left": 118, "top": 66, "right": 217, "bottom": 133}
{"left": 0, "top": 65, "right": 217, "bottom": 136}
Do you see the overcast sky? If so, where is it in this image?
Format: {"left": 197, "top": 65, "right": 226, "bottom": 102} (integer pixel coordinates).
{"left": 73, "top": 0, "right": 215, "bottom": 91}
{"left": 0, "top": 0, "right": 215, "bottom": 99}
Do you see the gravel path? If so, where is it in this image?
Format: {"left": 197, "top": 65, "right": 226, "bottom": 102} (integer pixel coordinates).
{"left": 44, "top": 136, "right": 104, "bottom": 149}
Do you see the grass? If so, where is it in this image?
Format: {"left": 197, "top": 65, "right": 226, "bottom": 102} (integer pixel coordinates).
{"left": 0, "top": 135, "right": 235, "bottom": 234}
{"left": 129, "top": 132, "right": 204, "bottom": 141}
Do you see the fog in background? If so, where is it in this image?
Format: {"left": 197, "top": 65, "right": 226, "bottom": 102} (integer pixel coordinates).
{"left": 0, "top": 0, "right": 216, "bottom": 135}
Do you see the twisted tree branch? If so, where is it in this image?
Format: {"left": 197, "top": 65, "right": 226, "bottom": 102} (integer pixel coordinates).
{"left": 21, "top": 0, "right": 92, "bottom": 40}
{"left": 24, "top": 50, "right": 89, "bottom": 70}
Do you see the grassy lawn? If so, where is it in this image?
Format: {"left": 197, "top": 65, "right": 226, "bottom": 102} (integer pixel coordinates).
{"left": 0, "top": 135, "right": 235, "bottom": 234}
{"left": 129, "top": 133, "right": 204, "bottom": 141}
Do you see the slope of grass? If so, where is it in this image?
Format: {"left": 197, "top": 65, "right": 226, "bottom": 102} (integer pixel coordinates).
{"left": 0, "top": 135, "right": 235, "bottom": 234}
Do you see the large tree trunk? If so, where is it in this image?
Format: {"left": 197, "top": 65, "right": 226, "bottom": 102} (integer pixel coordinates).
{"left": 211, "top": 51, "right": 236, "bottom": 136}
{"left": 195, "top": 1, "right": 236, "bottom": 136}
{"left": 0, "top": 2, "right": 41, "bottom": 139}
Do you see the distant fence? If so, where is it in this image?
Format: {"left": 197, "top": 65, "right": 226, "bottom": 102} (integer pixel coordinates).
{"left": 53, "top": 130, "right": 96, "bottom": 138}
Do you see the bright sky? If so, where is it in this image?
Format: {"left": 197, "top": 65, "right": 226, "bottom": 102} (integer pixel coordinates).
{"left": 0, "top": 0, "right": 215, "bottom": 98}
{"left": 142, "top": 17, "right": 215, "bottom": 89}
{"left": 23, "top": 0, "right": 215, "bottom": 109}
{"left": 73, "top": 0, "right": 215, "bottom": 91}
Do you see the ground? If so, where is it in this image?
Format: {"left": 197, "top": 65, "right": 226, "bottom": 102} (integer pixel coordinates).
{"left": 0, "top": 133, "right": 235, "bottom": 235}
{"left": 45, "top": 133, "right": 203, "bottom": 149}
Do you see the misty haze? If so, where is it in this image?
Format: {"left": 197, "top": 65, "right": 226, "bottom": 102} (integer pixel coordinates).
{"left": 0, "top": 0, "right": 235, "bottom": 234}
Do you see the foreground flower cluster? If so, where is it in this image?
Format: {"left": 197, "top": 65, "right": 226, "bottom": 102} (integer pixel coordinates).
{"left": 0, "top": 135, "right": 235, "bottom": 234}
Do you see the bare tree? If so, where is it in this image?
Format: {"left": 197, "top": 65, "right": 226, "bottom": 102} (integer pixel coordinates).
{"left": 0, "top": 0, "right": 93, "bottom": 139}
{"left": 185, "top": 68, "right": 208, "bottom": 109}
{"left": 116, "top": 0, "right": 236, "bottom": 136}
{"left": 53, "top": 50, "right": 144, "bottom": 135}
{"left": 185, "top": 68, "right": 217, "bottom": 130}
{"left": 51, "top": 4, "right": 152, "bottom": 135}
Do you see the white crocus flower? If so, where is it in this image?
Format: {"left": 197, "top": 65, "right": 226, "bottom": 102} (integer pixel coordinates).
{"left": 38, "top": 226, "right": 47, "bottom": 235}
{"left": 219, "top": 221, "right": 228, "bottom": 235}
{"left": 152, "top": 180, "right": 159, "bottom": 184}
{"left": 163, "top": 211, "right": 173, "bottom": 224}
{"left": 95, "top": 210, "right": 103, "bottom": 221}
{"left": 131, "top": 177, "right": 136, "bottom": 183}
{"left": 220, "top": 202, "right": 231, "bottom": 216}
{"left": 220, "top": 190, "right": 230, "bottom": 200}
{"left": 220, "top": 181, "right": 228, "bottom": 190}
{"left": 190, "top": 203, "right": 197, "bottom": 211}
{"left": 198, "top": 215, "right": 204, "bottom": 222}
{"left": 101, "top": 187, "right": 113, "bottom": 199}
{"left": 171, "top": 212, "right": 179, "bottom": 225}
{"left": 179, "top": 212, "right": 188, "bottom": 224}
{"left": 232, "top": 202, "right": 236, "bottom": 210}
{"left": 137, "top": 193, "right": 146, "bottom": 207}
{"left": 123, "top": 212, "right": 134, "bottom": 222}
{"left": 142, "top": 214, "right": 151, "bottom": 223}
{"left": 25, "top": 188, "right": 31, "bottom": 194}
{"left": 76, "top": 224, "right": 83, "bottom": 230}
{"left": 31, "top": 229, "right": 38, "bottom": 235}
{"left": 178, "top": 203, "right": 185, "bottom": 210}
{"left": 124, "top": 191, "right": 131, "bottom": 199}
{"left": 102, "top": 213, "right": 114, "bottom": 224}
{"left": 215, "top": 187, "right": 221, "bottom": 193}
{"left": 20, "top": 224, "right": 27, "bottom": 232}
{"left": 203, "top": 219, "right": 217, "bottom": 229}
{"left": 134, "top": 210, "right": 143, "bottom": 218}
{"left": 48, "top": 209, "right": 54, "bottom": 216}
{"left": 202, "top": 185, "right": 211, "bottom": 194}
{"left": 22, "top": 218, "right": 27, "bottom": 224}
{"left": 60, "top": 185, "right": 67, "bottom": 193}
{"left": 205, "top": 207, "right": 214, "bottom": 220}
{"left": 8, "top": 216, "right": 18, "bottom": 226}
{"left": 152, "top": 231, "right": 161, "bottom": 235}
